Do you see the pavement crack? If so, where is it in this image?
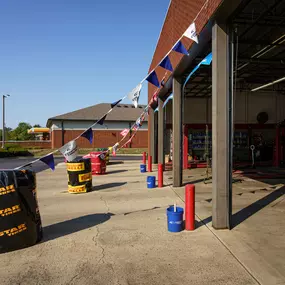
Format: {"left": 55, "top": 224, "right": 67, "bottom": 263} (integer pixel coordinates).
{"left": 100, "top": 194, "right": 110, "bottom": 214}
{"left": 92, "top": 226, "right": 100, "bottom": 247}
{"left": 69, "top": 273, "right": 80, "bottom": 284}
{"left": 92, "top": 226, "right": 106, "bottom": 266}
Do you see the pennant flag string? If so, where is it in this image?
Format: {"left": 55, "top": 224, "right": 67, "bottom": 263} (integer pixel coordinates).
{"left": 13, "top": 8, "right": 207, "bottom": 171}
{"left": 159, "top": 56, "right": 173, "bottom": 71}
{"left": 146, "top": 71, "right": 160, "bottom": 88}
{"left": 14, "top": 159, "right": 40, "bottom": 170}
{"left": 128, "top": 83, "right": 142, "bottom": 108}
{"left": 97, "top": 114, "right": 107, "bottom": 125}
{"left": 184, "top": 22, "right": 198, "bottom": 44}
{"left": 172, "top": 40, "right": 189, "bottom": 55}
{"left": 117, "top": 106, "right": 149, "bottom": 146}
{"left": 40, "top": 153, "right": 55, "bottom": 171}
{"left": 16, "top": 99, "right": 149, "bottom": 170}
{"left": 59, "top": 140, "right": 78, "bottom": 162}
{"left": 120, "top": 128, "right": 129, "bottom": 137}
{"left": 15, "top": 95, "right": 129, "bottom": 170}
{"left": 81, "top": 127, "right": 93, "bottom": 144}
{"left": 139, "top": 33, "right": 185, "bottom": 84}
{"left": 139, "top": 4, "right": 209, "bottom": 85}
{"left": 111, "top": 99, "right": 122, "bottom": 108}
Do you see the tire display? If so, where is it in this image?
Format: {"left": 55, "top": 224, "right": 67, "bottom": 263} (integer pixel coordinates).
{"left": 0, "top": 169, "right": 42, "bottom": 253}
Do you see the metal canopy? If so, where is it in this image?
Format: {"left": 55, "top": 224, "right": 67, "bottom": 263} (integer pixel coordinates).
{"left": 184, "top": 0, "right": 285, "bottom": 98}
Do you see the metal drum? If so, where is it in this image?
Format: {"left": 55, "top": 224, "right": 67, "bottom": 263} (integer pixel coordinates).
{"left": 66, "top": 158, "right": 93, "bottom": 194}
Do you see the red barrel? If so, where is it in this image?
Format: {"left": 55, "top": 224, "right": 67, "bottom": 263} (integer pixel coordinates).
{"left": 83, "top": 152, "right": 106, "bottom": 175}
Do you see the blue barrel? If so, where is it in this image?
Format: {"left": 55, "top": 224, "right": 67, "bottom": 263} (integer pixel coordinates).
{"left": 147, "top": 176, "right": 156, "bottom": 188}
{"left": 167, "top": 206, "right": 184, "bottom": 232}
{"left": 140, "top": 164, "right": 146, "bottom": 173}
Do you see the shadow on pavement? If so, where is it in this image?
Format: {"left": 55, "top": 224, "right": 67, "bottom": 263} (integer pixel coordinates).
{"left": 42, "top": 213, "right": 113, "bottom": 242}
{"left": 108, "top": 161, "right": 124, "bottom": 165}
{"left": 231, "top": 186, "right": 285, "bottom": 228}
{"left": 123, "top": 206, "right": 162, "bottom": 216}
{"left": 92, "top": 182, "right": 127, "bottom": 191}
{"left": 195, "top": 187, "right": 285, "bottom": 229}
{"left": 107, "top": 169, "right": 128, "bottom": 174}
{"left": 195, "top": 216, "right": 212, "bottom": 228}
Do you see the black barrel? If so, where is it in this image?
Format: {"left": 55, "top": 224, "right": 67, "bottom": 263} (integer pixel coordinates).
{"left": 0, "top": 169, "right": 42, "bottom": 253}
{"left": 67, "top": 158, "right": 92, "bottom": 194}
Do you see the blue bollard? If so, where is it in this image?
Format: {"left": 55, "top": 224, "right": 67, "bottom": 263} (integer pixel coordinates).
{"left": 167, "top": 206, "right": 184, "bottom": 232}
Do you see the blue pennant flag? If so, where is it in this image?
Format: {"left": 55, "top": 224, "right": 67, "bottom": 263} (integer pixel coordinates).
{"left": 172, "top": 41, "right": 188, "bottom": 55}
{"left": 81, "top": 127, "right": 93, "bottom": 144}
{"left": 200, "top": 53, "right": 212, "bottom": 66}
{"left": 163, "top": 94, "right": 173, "bottom": 108}
{"left": 98, "top": 114, "right": 107, "bottom": 125}
{"left": 111, "top": 99, "right": 122, "bottom": 108}
{"left": 159, "top": 56, "right": 173, "bottom": 71}
{"left": 154, "top": 107, "right": 159, "bottom": 113}
{"left": 146, "top": 71, "right": 160, "bottom": 87}
{"left": 40, "top": 153, "right": 55, "bottom": 171}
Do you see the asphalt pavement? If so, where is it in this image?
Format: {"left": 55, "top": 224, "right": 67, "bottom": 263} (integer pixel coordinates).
{"left": 0, "top": 155, "right": 141, "bottom": 173}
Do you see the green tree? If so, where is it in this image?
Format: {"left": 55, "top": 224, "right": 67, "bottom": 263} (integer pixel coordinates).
{"left": 0, "top": 127, "right": 12, "bottom": 141}
{"left": 9, "top": 122, "right": 33, "bottom": 141}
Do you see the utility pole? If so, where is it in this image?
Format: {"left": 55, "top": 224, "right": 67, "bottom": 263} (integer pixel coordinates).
{"left": 2, "top": 94, "right": 10, "bottom": 149}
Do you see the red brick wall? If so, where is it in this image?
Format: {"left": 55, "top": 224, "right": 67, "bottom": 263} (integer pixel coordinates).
{"left": 4, "top": 141, "right": 51, "bottom": 149}
{"left": 51, "top": 129, "right": 148, "bottom": 149}
{"left": 148, "top": 0, "right": 223, "bottom": 101}
{"left": 147, "top": 0, "right": 223, "bottom": 154}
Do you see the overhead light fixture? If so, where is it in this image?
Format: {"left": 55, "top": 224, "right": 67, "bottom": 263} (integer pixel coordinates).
{"left": 251, "top": 76, "right": 285, "bottom": 92}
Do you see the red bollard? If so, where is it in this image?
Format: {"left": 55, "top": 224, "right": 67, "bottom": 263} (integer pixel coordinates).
{"left": 185, "top": 184, "right": 195, "bottom": 230}
{"left": 158, "top": 163, "right": 163, "bottom": 187}
{"left": 143, "top": 152, "right": 146, "bottom": 165}
{"left": 148, "top": 155, "right": 152, "bottom": 172}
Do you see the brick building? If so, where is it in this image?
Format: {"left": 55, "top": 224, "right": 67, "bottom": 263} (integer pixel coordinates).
{"left": 148, "top": 0, "right": 285, "bottom": 229}
{"left": 47, "top": 103, "right": 148, "bottom": 149}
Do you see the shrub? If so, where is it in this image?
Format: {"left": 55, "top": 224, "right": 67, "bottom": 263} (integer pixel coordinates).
{"left": 0, "top": 145, "right": 32, "bottom": 158}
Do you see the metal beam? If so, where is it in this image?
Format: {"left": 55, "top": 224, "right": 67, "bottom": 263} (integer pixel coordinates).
{"left": 238, "top": 58, "right": 285, "bottom": 64}
{"left": 234, "top": 20, "right": 285, "bottom": 28}
{"left": 239, "top": 0, "right": 283, "bottom": 38}
{"left": 236, "top": 39, "right": 285, "bottom": 46}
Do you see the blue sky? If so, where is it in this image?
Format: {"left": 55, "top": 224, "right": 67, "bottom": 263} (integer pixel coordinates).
{"left": 0, "top": 0, "right": 169, "bottom": 128}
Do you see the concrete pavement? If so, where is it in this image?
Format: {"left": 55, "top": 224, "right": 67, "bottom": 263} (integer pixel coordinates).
{"left": 164, "top": 167, "right": 285, "bottom": 285}
{"left": 0, "top": 161, "right": 266, "bottom": 284}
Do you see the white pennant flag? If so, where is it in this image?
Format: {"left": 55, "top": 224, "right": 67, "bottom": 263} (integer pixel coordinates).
{"left": 128, "top": 83, "right": 142, "bottom": 108}
{"left": 59, "top": 140, "right": 78, "bottom": 162}
{"left": 112, "top": 142, "right": 119, "bottom": 156}
{"left": 184, "top": 22, "right": 198, "bottom": 44}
